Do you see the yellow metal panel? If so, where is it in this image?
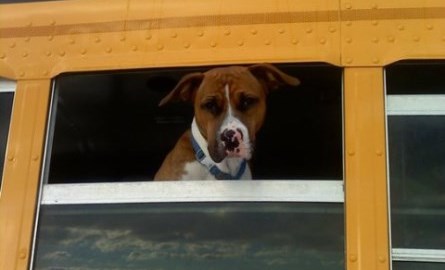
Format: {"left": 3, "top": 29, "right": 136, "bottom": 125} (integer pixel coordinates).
{"left": 0, "top": 0, "right": 342, "bottom": 79}
{"left": 344, "top": 68, "right": 389, "bottom": 270}
{"left": 340, "top": 0, "right": 445, "bottom": 65}
{"left": 0, "top": 80, "right": 51, "bottom": 270}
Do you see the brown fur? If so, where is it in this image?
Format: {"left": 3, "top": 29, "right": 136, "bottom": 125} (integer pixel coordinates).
{"left": 154, "top": 64, "right": 299, "bottom": 180}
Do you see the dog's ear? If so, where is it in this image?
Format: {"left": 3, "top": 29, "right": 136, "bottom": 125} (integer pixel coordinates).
{"left": 248, "top": 63, "right": 300, "bottom": 93}
{"left": 159, "top": 72, "right": 204, "bottom": 106}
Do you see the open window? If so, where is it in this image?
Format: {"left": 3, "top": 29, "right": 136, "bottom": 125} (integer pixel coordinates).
{"left": 386, "top": 60, "right": 445, "bottom": 269}
{"left": 32, "top": 63, "right": 345, "bottom": 269}
{"left": 0, "top": 78, "right": 15, "bottom": 192}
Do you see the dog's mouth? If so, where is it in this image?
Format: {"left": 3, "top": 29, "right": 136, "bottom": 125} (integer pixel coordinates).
{"left": 208, "top": 128, "right": 252, "bottom": 163}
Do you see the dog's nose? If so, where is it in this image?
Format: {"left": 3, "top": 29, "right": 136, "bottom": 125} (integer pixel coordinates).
{"left": 220, "top": 128, "right": 241, "bottom": 152}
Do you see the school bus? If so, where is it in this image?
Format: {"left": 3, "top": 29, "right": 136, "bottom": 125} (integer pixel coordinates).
{"left": 0, "top": 1, "right": 444, "bottom": 270}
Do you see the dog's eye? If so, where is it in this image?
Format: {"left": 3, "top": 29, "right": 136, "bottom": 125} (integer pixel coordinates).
{"left": 201, "top": 99, "right": 221, "bottom": 115}
{"left": 239, "top": 96, "right": 259, "bottom": 111}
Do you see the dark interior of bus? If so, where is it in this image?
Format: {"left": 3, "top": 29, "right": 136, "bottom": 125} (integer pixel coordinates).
{"left": 47, "top": 63, "right": 343, "bottom": 183}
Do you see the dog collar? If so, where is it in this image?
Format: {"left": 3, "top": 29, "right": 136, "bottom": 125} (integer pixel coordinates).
{"left": 190, "top": 122, "right": 247, "bottom": 180}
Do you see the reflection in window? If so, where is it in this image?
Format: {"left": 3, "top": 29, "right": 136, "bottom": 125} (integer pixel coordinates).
{"left": 33, "top": 203, "right": 344, "bottom": 270}
{"left": 389, "top": 116, "right": 445, "bottom": 249}
{"left": 47, "top": 64, "right": 343, "bottom": 183}
{"left": 393, "top": 262, "right": 445, "bottom": 270}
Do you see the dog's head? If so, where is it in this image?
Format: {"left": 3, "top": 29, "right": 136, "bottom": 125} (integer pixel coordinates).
{"left": 159, "top": 63, "right": 300, "bottom": 163}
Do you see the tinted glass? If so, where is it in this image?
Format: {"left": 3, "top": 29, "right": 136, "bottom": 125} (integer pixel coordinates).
{"left": 393, "top": 262, "right": 445, "bottom": 270}
{"left": 34, "top": 203, "right": 344, "bottom": 270}
{"left": 388, "top": 116, "right": 445, "bottom": 249}
{"left": 0, "top": 92, "right": 14, "bottom": 187}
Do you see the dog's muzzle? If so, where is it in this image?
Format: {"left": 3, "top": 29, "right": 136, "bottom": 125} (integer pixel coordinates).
{"left": 219, "top": 121, "right": 251, "bottom": 160}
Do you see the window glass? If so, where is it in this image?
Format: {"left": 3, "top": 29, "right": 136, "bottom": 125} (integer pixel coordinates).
{"left": 388, "top": 116, "right": 445, "bottom": 249}
{"left": 47, "top": 64, "right": 342, "bottom": 183}
{"left": 0, "top": 79, "right": 15, "bottom": 189}
{"left": 33, "top": 202, "right": 344, "bottom": 270}
{"left": 393, "top": 262, "right": 445, "bottom": 270}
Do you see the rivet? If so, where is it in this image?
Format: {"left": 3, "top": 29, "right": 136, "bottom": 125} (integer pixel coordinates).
{"left": 95, "top": 37, "right": 101, "bottom": 43}
{"left": 350, "top": 254, "right": 357, "bottom": 262}
{"left": 378, "top": 256, "right": 386, "bottom": 263}
{"left": 413, "top": 35, "right": 420, "bottom": 42}
{"left": 398, "top": 25, "right": 405, "bottom": 31}
{"left": 346, "top": 37, "right": 352, "bottom": 43}
{"left": 345, "top": 21, "right": 352, "bottom": 26}
{"left": 105, "top": 47, "right": 112, "bottom": 53}
{"left": 145, "top": 33, "right": 152, "bottom": 40}
{"left": 59, "top": 51, "right": 66, "bottom": 57}
{"left": 9, "top": 42, "right": 16, "bottom": 48}
{"left": 443, "top": 36, "right": 445, "bottom": 42}
{"left": 183, "top": 42, "right": 190, "bottom": 48}
{"left": 329, "top": 26, "right": 337, "bottom": 33}
{"left": 42, "top": 70, "right": 49, "bottom": 76}
{"left": 278, "top": 28, "right": 285, "bottom": 34}
{"left": 345, "top": 3, "right": 352, "bottom": 9}
{"left": 210, "top": 41, "right": 217, "bottom": 47}
{"left": 372, "top": 37, "right": 379, "bottom": 43}
{"left": 373, "top": 58, "right": 380, "bottom": 64}
{"left": 264, "top": 40, "right": 271, "bottom": 45}
{"left": 426, "top": 24, "right": 433, "bottom": 30}
{"left": 387, "top": 36, "right": 395, "bottom": 42}
{"left": 157, "top": 44, "right": 164, "bottom": 50}
{"left": 237, "top": 40, "right": 244, "bottom": 46}
{"left": 171, "top": 32, "right": 177, "bottom": 38}
{"left": 319, "top": 38, "right": 326, "bottom": 44}
{"left": 0, "top": 53, "right": 5, "bottom": 59}
{"left": 24, "top": 37, "right": 31, "bottom": 42}
{"left": 120, "top": 35, "right": 126, "bottom": 41}
{"left": 372, "top": 20, "right": 379, "bottom": 26}
{"left": 197, "top": 30, "right": 204, "bottom": 37}
{"left": 346, "top": 58, "right": 353, "bottom": 64}
{"left": 69, "top": 38, "right": 75, "bottom": 44}
{"left": 251, "top": 29, "right": 258, "bottom": 35}
{"left": 19, "top": 250, "right": 27, "bottom": 260}
{"left": 48, "top": 35, "right": 54, "bottom": 41}
{"left": 81, "top": 49, "right": 87, "bottom": 55}
{"left": 132, "top": 45, "right": 138, "bottom": 51}
{"left": 22, "top": 52, "right": 28, "bottom": 58}
{"left": 372, "top": 4, "right": 378, "bottom": 9}
{"left": 19, "top": 71, "right": 25, "bottom": 77}
{"left": 306, "top": 27, "right": 313, "bottom": 33}
{"left": 292, "top": 38, "right": 299, "bottom": 45}
{"left": 348, "top": 150, "right": 355, "bottom": 156}
{"left": 224, "top": 29, "right": 231, "bottom": 36}
{"left": 32, "top": 155, "right": 40, "bottom": 161}
{"left": 26, "top": 22, "right": 32, "bottom": 27}
{"left": 7, "top": 155, "right": 14, "bottom": 161}
{"left": 50, "top": 20, "right": 56, "bottom": 26}
{"left": 45, "top": 51, "right": 52, "bottom": 57}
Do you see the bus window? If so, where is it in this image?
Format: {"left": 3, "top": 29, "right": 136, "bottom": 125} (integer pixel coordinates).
{"left": 31, "top": 63, "right": 345, "bottom": 270}
{"left": 44, "top": 63, "right": 342, "bottom": 183}
{"left": 386, "top": 61, "right": 445, "bottom": 269}
{"left": 0, "top": 79, "right": 15, "bottom": 192}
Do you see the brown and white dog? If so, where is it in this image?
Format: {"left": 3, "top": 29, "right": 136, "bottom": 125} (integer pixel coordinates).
{"left": 154, "top": 63, "right": 299, "bottom": 180}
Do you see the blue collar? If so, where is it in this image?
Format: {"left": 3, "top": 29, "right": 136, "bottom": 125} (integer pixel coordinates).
{"left": 190, "top": 133, "right": 247, "bottom": 180}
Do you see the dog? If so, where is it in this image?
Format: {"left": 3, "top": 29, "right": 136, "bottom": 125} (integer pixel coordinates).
{"left": 154, "top": 63, "right": 299, "bottom": 180}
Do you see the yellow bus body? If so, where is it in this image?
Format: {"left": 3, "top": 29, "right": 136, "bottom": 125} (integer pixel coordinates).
{"left": 0, "top": 0, "right": 444, "bottom": 269}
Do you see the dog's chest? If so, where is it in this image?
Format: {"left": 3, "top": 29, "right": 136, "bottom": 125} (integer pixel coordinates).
{"left": 179, "top": 160, "right": 252, "bottom": 180}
